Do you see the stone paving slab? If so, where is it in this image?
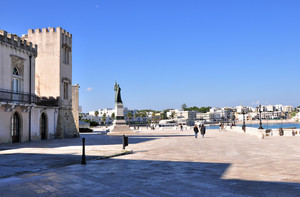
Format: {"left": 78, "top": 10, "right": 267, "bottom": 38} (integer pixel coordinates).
{"left": 0, "top": 129, "right": 300, "bottom": 196}
{"left": 0, "top": 133, "right": 130, "bottom": 178}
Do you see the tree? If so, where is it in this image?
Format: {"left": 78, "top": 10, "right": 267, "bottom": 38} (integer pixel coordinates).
{"left": 160, "top": 112, "right": 167, "bottom": 120}
{"left": 94, "top": 111, "right": 99, "bottom": 117}
{"left": 111, "top": 112, "right": 115, "bottom": 120}
{"left": 185, "top": 106, "right": 211, "bottom": 113}
{"left": 171, "top": 111, "right": 175, "bottom": 119}
{"left": 141, "top": 111, "right": 147, "bottom": 119}
{"left": 127, "top": 112, "right": 133, "bottom": 120}
{"left": 102, "top": 113, "right": 106, "bottom": 122}
{"left": 134, "top": 112, "right": 138, "bottom": 119}
{"left": 181, "top": 103, "right": 187, "bottom": 111}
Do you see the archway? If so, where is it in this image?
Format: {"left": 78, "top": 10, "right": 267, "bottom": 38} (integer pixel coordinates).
{"left": 40, "top": 113, "right": 48, "bottom": 140}
{"left": 12, "top": 112, "right": 20, "bottom": 143}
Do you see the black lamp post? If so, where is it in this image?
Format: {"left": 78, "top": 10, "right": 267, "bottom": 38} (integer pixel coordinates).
{"left": 242, "top": 109, "right": 246, "bottom": 132}
{"left": 258, "top": 105, "right": 264, "bottom": 129}
{"left": 227, "top": 112, "right": 230, "bottom": 126}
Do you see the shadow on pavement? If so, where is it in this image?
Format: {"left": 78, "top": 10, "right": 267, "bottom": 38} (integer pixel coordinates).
{"left": 1, "top": 158, "right": 299, "bottom": 196}
{"left": 0, "top": 134, "right": 158, "bottom": 151}
{"left": 0, "top": 153, "right": 100, "bottom": 178}
{"left": 81, "top": 159, "right": 300, "bottom": 196}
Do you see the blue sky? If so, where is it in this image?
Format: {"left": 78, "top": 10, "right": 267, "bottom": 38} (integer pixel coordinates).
{"left": 1, "top": 0, "right": 299, "bottom": 112}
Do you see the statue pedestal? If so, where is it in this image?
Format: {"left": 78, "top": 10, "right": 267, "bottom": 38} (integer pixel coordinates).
{"left": 108, "top": 103, "right": 133, "bottom": 135}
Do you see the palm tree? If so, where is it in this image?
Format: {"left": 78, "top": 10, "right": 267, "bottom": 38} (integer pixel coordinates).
{"left": 94, "top": 111, "right": 99, "bottom": 117}
{"left": 134, "top": 112, "right": 138, "bottom": 121}
{"left": 102, "top": 113, "right": 106, "bottom": 123}
{"left": 111, "top": 112, "right": 115, "bottom": 120}
{"left": 141, "top": 111, "right": 147, "bottom": 122}
{"left": 127, "top": 112, "right": 133, "bottom": 121}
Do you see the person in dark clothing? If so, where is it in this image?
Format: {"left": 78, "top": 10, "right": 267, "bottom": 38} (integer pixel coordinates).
{"left": 193, "top": 124, "right": 199, "bottom": 138}
{"left": 200, "top": 124, "right": 206, "bottom": 138}
{"left": 180, "top": 124, "right": 183, "bottom": 131}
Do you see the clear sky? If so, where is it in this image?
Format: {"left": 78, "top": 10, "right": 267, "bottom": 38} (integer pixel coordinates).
{"left": 1, "top": 0, "right": 299, "bottom": 112}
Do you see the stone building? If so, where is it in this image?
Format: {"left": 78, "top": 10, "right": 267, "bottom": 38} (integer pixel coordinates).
{"left": 72, "top": 84, "right": 80, "bottom": 131}
{"left": 0, "top": 27, "right": 78, "bottom": 144}
{"left": 24, "top": 27, "right": 78, "bottom": 138}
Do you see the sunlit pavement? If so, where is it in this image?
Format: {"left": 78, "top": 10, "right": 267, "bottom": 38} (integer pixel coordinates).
{"left": 0, "top": 129, "right": 300, "bottom": 196}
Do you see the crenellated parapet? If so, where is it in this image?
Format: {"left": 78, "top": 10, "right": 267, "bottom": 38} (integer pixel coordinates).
{"left": 0, "top": 30, "right": 37, "bottom": 56}
{"left": 26, "top": 27, "right": 72, "bottom": 48}
{"left": 27, "top": 27, "right": 72, "bottom": 38}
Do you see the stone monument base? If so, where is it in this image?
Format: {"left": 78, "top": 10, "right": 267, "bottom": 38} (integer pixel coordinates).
{"left": 108, "top": 119, "right": 134, "bottom": 135}
{"left": 108, "top": 102, "right": 134, "bottom": 135}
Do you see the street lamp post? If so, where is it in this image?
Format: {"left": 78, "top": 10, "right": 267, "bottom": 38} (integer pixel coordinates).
{"left": 258, "top": 105, "right": 264, "bottom": 129}
{"left": 242, "top": 109, "right": 246, "bottom": 132}
{"left": 227, "top": 113, "right": 230, "bottom": 126}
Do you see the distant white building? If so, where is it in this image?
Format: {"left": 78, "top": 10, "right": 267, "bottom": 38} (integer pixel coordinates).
{"left": 176, "top": 110, "right": 197, "bottom": 120}
{"left": 261, "top": 111, "right": 284, "bottom": 119}
{"left": 275, "top": 104, "right": 283, "bottom": 112}
{"left": 282, "top": 105, "right": 294, "bottom": 113}
{"left": 235, "top": 106, "right": 253, "bottom": 113}
{"left": 266, "top": 105, "right": 275, "bottom": 112}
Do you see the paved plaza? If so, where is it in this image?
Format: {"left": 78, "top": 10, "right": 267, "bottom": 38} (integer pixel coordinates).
{"left": 0, "top": 129, "right": 300, "bottom": 196}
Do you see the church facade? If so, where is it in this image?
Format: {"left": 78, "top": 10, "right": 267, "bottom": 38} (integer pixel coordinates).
{"left": 0, "top": 27, "right": 79, "bottom": 144}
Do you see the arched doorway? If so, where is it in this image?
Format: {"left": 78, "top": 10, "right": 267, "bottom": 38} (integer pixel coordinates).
{"left": 12, "top": 112, "right": 20, "bottom": 143}
{"left": 40, "top": 113, "right": 47, "bottom": 140}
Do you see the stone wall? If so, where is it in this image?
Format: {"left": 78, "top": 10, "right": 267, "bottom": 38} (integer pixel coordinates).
{"left": 56, "top": 108, "right": 78, "bottom": 138}
{"left": 72, "top": 84, "right": 79, "bottom": 132}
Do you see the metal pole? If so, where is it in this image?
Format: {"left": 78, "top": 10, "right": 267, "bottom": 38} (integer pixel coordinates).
{"left": 81, "top": 138, "right": 86, "bottom": 165}
{"left": 29, "top": 55, "right": 32, "bottom": 141}
{"left": 227, "top": 113, "right": 230, "bottom": 126}
{"left": 242, "top": 110, "right": 246, "bottom": 132}
{"left": 258, "top": 105, "right": 264, "bottom": 129}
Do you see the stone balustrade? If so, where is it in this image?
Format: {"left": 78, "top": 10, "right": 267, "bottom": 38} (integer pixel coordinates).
{"left": 224, "top": 126, "right": 300, "bottom": 139}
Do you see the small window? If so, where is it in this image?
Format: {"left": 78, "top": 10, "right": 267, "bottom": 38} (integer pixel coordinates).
{"left": 13, "top": 67, "right": 19, "bottom": 76}
{"left": 63, "top": 48, "right": 69, "bottom": 64}
{"left": 64, "top": 82, "right": 69, "bottom": 99}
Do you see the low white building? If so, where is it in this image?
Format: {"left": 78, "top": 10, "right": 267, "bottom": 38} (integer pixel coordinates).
{"left": 261, "top": 111, "right": 285, "bottom": 119}
{"left": 175, "top": 110, "right": 197, "bottom": 120}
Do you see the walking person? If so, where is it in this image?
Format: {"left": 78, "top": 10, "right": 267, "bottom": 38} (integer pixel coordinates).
{"left": 200, "top": 124, "right": 206, "bottom": 138}
{"left": 180, "top": 124, "right": 183, "bottom": 131}
{"left": 193, "top": 124, "right": 199, "bottom": 138}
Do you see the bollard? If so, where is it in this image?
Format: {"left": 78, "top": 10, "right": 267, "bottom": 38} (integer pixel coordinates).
{"left": 242, "top": 125, "right": 246, "bottom": 132}
{"left": 279, "top": 128, "right": 284, "bottom": 136}
{"left": 123, "top": 135, "right": 128, "bottom": 150}
{"left": 81, "top": 138, "right": 86, "bottom": 165}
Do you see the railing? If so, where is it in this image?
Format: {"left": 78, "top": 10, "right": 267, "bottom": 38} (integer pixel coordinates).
{"left": 0, "top": 88, "right": 59, "bottom": 106}
{"left": 35, "top": 96, "right": 59, "bottom": 106}
{"left": 0, "top": 88, "right": 36, "bottom": 104}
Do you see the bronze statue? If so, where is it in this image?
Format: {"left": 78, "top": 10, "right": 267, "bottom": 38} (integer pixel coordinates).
{"left": 114, "top": 81, "right": 122, "bottom": 103}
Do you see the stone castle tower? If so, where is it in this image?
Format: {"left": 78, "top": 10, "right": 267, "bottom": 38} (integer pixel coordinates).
{"left": 23, "top": 27, "right": 78, "bottom": 138}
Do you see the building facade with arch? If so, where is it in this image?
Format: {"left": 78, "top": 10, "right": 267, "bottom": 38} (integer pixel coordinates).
{"left": 0, "top": 28, "right": 79, "bottom": 144}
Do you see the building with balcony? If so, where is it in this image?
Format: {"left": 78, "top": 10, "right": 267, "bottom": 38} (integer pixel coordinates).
{"left": 0, "top": 27, "right": 78, "bottom": 144}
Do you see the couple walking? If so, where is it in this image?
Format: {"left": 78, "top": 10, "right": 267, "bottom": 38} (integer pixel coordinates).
{"left": 194, "top": 124, "right": 206, "bottom": 138}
